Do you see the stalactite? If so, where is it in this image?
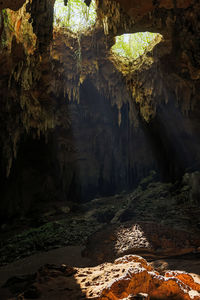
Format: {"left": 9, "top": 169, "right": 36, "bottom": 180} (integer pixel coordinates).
{"left": 96, "top": 0, "right": 134, "bottom": 36}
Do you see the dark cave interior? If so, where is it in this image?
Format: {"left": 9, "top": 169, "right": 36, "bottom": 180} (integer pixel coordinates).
{"left": 0, "top": 0, "right": 200, "bottom": 299}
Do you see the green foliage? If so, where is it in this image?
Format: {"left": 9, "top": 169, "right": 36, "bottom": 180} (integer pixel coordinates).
{"left": 112, "top": 32, "right": 159, "bottom": 59}
{"left": 0, "top": 9, "right": 14, "bottom": 48}
{"left": 1, "top": 9, "right": 14, "bottom": 32}
{"left": 1, "top": 9, "right": 9, "bottom": 25}
{"left": 54, "top": 0, "right": 96, "bottom": 32}
{"left": 0, "top": 218, "right": 102, "bottom": 265}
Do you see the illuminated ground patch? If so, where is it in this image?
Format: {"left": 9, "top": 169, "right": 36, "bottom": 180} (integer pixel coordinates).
{"left": 112, "top": 32, "right": 162, "bottom": 60}
{"left": 54, "top": 0, "right": 96, "bottom": 32}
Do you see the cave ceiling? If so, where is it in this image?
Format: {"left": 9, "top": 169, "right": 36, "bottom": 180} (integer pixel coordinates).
{"left": 0, "top": 0, "right": 26, "bottom": 11}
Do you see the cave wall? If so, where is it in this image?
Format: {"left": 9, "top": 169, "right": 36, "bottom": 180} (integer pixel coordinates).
{"left": 0, "top": 79, "right": 157, "bottom": 221}
{"left": 0, "top": 0, "right": 26, "bottom": 11}
{"left": 2, "top": 74, "right": 200, "bottom": 221}
{"left": 143, "top": 99, "right": 200, "bottom": 181}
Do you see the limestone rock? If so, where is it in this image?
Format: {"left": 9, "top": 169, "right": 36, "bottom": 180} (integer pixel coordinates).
{"left": 99, "top": 255, "right": 200, "bottom": 300}
{"left": 3, "top": 255, "right": 200, "bottom": 300}
{"left": 83, "top": 222, "right": 200, "bottom": 263}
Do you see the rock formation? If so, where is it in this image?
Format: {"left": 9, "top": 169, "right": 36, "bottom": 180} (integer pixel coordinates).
{"left": 1, "top": 255, "right": 200, "bottom": 299}
{"left": 99, "top": 255, "right": 200, "bottom": 300}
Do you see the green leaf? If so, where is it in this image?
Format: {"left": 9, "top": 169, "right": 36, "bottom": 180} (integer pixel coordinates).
{"left": 54, "top": 0, "right": 96, "bottom": 32}
{"left": 112, "top": 32, "right": 159, "bottom": 60}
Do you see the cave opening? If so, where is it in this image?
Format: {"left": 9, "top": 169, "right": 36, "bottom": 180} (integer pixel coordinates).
{"left": 53, "top": 0, "right": 96, "bottom": 32}
{"left": 111, "top": 32, "right": 162, "bottom": 60}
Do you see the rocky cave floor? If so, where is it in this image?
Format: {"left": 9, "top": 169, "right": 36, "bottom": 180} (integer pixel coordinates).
{"left": 0, "top": 173, "right": 200, "bottom": 299}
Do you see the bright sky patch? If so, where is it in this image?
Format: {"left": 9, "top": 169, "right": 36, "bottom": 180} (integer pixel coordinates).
{"left": 112, "top": 32, "right": 160, "bottom": 59}
{"left": 54, "top": 0, "right": 96, "bottom": 32}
